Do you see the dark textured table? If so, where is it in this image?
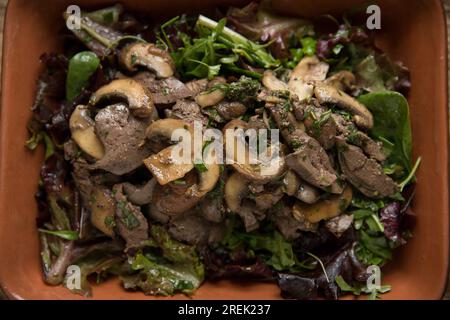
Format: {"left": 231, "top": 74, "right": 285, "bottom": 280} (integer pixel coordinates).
{"left": 0, "top": 0, "right": 449, "bottom": 300}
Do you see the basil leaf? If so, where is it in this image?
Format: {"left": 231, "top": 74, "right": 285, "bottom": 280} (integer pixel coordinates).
{"left": 66, "top": 51, "right": 100, "bottom": 102}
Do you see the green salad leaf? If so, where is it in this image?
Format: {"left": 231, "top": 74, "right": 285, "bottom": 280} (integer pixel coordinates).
{"left": 122, "top": 226, "right": 204, "bottom": 296}
{"left": 38, "top": 229, "right": 79, "bottom": 241}
{"left": 221, "top": 218, "right": 296, "bottom": 271}
{"left": 83, "top": 4, "right": 122, "bottom": 26}
{"left": 66, "top": 51, "right": 100, "bottom": 102}
{"left": 335, "top": 275, "right": 391, "bottom": 300}
{"left": 358, "top": 91, "right": 413, "bottom": 179}
{"left": 170, "top": 15, "right": 279, "bottom": 80}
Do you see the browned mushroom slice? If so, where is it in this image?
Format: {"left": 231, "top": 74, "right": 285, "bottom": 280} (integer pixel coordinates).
{"left": 314, "top": 84, "right": 374, "bottom": 129}
{"left": 336, "top": 137, "right": 398, "bottom": 199}
{"left": 195, "top": 77, "right": 227, "bottom": 108}
{"left": 143, "top": 145, "right": 194, "bottom": 186}
{"left": 283, "top": 170, "right": 321, "bottom": 204}
{"left": 90, "top": 78, "right": 154, "bottom": 118}
{"left": 288, "top": 56, "right": 329, "bottom": 101}
{"left": 196, "top": 89, "right": 226, "bottom": 108}
{"left": 293, "top": 186, "right": 353, "bottom": 224}
{"left": 224, "top": 171, "right": 249, "bottom": 213}
{"left": 291, "top": 202, "right": 318, "bottom": 232}
{"left": 324, "top": 70, "right": 356, "bottom": 91}
{"left": 262, "top": 70, "right": 288, "bottom": 91}
{"left": 325, "top": 214, "right": 354, "bottom": 238}
{"left": 119, "top": 42, "right": 175, "bottom": 78}
{"left": 69, "top": 105, "right": 105, "bottom": 159}
{"left": 197, "top": 145, "right": 220, "bottom": 195}
{"left": 223, "top": 119, "right": 286, "bottom": 182}
{"left": 143, "top": 118, "right": 196, "bottom": 185}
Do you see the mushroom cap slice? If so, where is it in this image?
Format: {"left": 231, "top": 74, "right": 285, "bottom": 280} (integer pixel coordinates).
{"left": 145, "top": 118, "right": 194, "bottom": 154}
{"left": 69, "top": 105, "right": 105, "bottom": 159}
{"left": 195, "top": 77, "right": 227, "bottom": 108}
{"left": 288, "top": 56, "right": 329, "bottom": 101}
{"left": 283, "top": 170, "right": 320, "bottom": 204}
{"left": 143, "top": 145, "right": 195, "bottom": 185}
{"left": 262, "top": 70, "right": 288, "bottom": 91}
{"left": 223, "top": 119, "right": 286, "bottom": 182}
{"left": 324, "top": 70, "right": 355, "bottom": 91}
{"left": 90, "top": 78, "right": 154, "bottom": 118}
{"left": 195, "top": 89, "right": 226, "bottom": 108}
{"left": 197, "top": 145, "right": 220, "bottom": 194}
{"left": 146, "top": 118, "right": 191, "bottom": 142}
{"left": 90, "top": 187, "right": 116, "bottom": 237}
{"left": 314, "top": 83, "right": 374, "bottom": 129}
{"left": 224, "top": 172, "right": 249, "bottom": 213}
{"left": 119, "top": 42, "right": 175, "bottom": 78}
{"left": 283, "top": 170, "right": 300, "bottom": 196}
{"left": 293, "top": 186, "right": 353, "bottom": 224}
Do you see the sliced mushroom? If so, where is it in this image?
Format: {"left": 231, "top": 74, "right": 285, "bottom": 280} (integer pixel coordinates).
{"left": 186, "top": 78, "right": 209, "bottom": 96}
{"left": 119, "top": 42, "right": 175, "bottom": 78}
{"left": 296, "top": 180, "right": 321, "bottom": 204}
{"left": 196, "top": 89, "right": 226, "bottom": 108}
{"left": 288, "top": 56, "right": 329, "bottom": 101}
{"left": 314, "top": 83, "right": 374, "bottom": 129}
{"left": 291, "top": 202, "right": 318, "bottom": 232}
{"left": 197, "top": 145, "right": 220, "bottom": 194}
{"left": 283, "top": 170, "right": 301, "bottom": 196}
{"left": 224, "top": 172, "right": 249, "bottom": 212}
{"left": 143, "top": 118, "right": 197, "bottom": 185}
{"left": 293, "top": 186, "right": 353, "bottom": 224}
{"left": 324, "top": 70, "right": 355, "bottom": 91}
{"left": 143, "top": 145, "right": 194, "bottom": 185}
{"left": 69, "top": 105, "right": 105, "bottom": 159}
{"left": 146, "top": 118, "right": 190, "bottom": 150}
{"left": 262, "top": 70, "right": 288, "bottom": 91}
{"left": 283, "top": 170, "right": 320, "bottom": 204}
{"left": 90, "top": 78, "right": 154, "bottom": 118}
{"left": 90, "top": 187, "right": 116, "bottom": 237}
{"left": 325, "top": 214, "right": 354, "bottom": 238}
{"left": 223, "top": 119, "right": 286, "bottom": 182}
{"left": 195, "top": 77, "right": 227, "bottom": 108}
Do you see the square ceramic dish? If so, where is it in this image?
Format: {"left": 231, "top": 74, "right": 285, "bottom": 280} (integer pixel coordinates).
{"left": 0, "top": 0, "right": 448, "bottom": 300}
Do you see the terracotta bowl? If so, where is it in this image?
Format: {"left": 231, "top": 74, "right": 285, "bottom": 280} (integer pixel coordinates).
{"left": 0, "top": 0, "right": 448, "bottom": 300}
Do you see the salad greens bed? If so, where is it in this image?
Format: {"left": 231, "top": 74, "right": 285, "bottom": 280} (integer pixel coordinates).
{"left": 27, "top": 1, "right": 419, "bottom": 300}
